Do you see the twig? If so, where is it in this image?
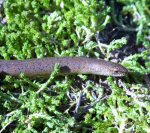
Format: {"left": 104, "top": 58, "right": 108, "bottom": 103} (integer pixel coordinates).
{"left": 75, "top": 91, "right": 82, "bottom": 113}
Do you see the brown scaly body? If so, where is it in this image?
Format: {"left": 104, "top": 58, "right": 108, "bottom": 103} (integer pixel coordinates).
{"left": 0, "top": 57, "right": 128, "bottom": 77}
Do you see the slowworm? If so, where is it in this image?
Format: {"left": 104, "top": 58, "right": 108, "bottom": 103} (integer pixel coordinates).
{"left": 0, "top": 57, "right": 128, "bottom": 77}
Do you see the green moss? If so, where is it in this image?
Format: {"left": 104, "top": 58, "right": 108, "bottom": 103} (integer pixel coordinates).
{"left": 0, "top": 0, "right": 149, "bottom": 132}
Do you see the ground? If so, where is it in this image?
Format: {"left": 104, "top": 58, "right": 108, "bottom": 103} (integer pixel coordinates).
{"left": 0, "top": 0, "right": 150, "bottom": 132}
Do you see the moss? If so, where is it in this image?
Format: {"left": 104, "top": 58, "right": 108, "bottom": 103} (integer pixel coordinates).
{"left": 0, "top": 0, "right": 149, "bottom": 132}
